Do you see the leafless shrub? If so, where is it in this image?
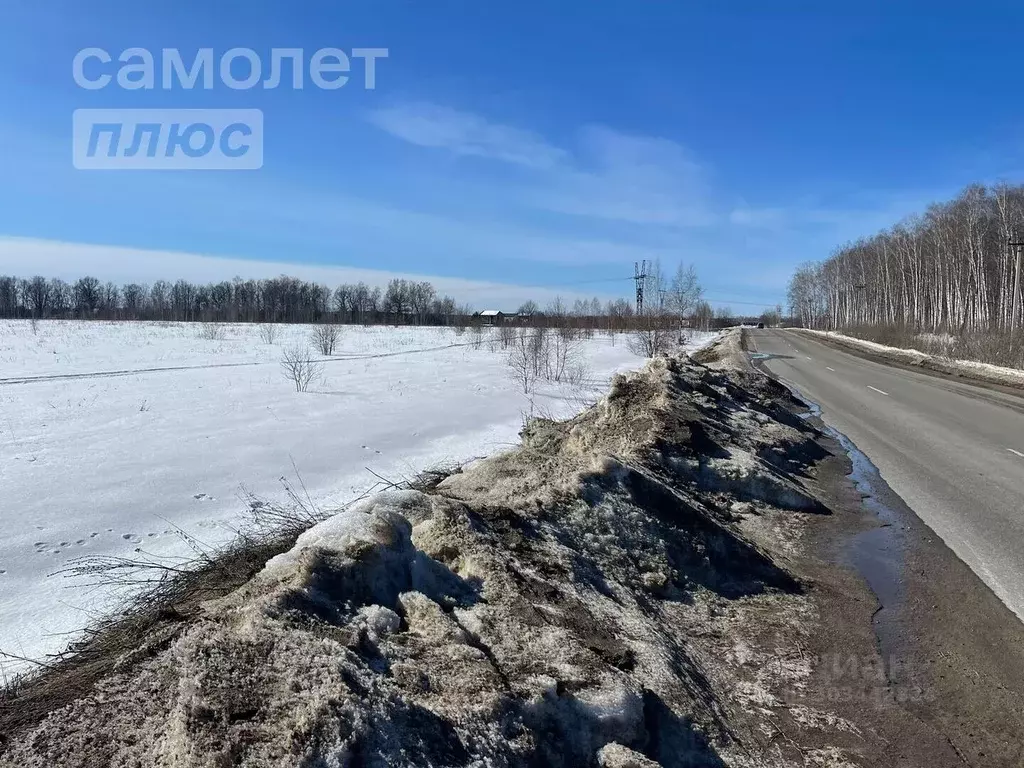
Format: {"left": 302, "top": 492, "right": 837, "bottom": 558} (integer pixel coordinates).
{"left": 547, "top": 327, "right": 583, "bottom": 382}
{"left": 197, "top": 323, "right": 225, "bottom": 341}
{"left": 560, "top": 360, "right": 592, "bottom": 388}
{"left": 953, "top": 332, "right": 1024, "bottom": 369}
{"left": 842, "top": 324, "right": 916, "bottom": 350}
{"left": 310, "top": 323, "right": 341, "bottom": 356}
{"left": 257, "top": 323, "right": 278, "bottom": 344}
{"left": 518, "top": 398, "right": 559, "bottom": 433}
{"left": 405, "top": 461, "right": 466, "bottom": 494}
{"left": 29, "top": 318, "right": 38, "bottom": 335}
{"left": 498, "top": 324, "right": 518, "bottom": 349}
{"left": 506, "top": 335, "right": 538, "bottom": 394}
{"left": 628, "top": 322, "right": 674, "bottom": 358}
{"left": 469, "top": 323, "right": 485, "bottom": 347}
{"left": 676, "top": 328, "right": 697, "bottom": 349}
{"left": 241, "top": 473, "right": 332, "bottom": 541}
{"left": 529, "top": 327, "right": 549, "bottom": 377}
{"left": 842, "top": 324, "right": 1024, "bottom": 369}
{"left": 504, "top": 327, "right": 591, "bottom": 390}
{"left": 280, "top": 345, "right": 323, "bottom": 392}
{"left": 453, "top": 324, "right": 466, "bottom": 337}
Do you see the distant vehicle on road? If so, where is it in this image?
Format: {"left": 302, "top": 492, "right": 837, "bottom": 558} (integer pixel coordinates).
{"left": 757, "top": 322, "right": 765, "bottom": 329}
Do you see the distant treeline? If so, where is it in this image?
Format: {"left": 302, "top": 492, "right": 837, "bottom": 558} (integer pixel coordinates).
{"left": 0, "top": 274, "right": 451, "bottom": 325}
{"left": 0, "top": 273, "right": 728, "bottom": 330}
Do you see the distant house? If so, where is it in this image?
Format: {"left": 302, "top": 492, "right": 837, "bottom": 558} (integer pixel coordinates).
{"left": 473, "top": 309, "right": 505, "bottom": 326}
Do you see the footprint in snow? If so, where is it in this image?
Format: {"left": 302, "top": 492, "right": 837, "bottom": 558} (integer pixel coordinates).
{"left": 121, "top": 533, "right": 142, "bottom": 544}
{"left": 89, "top": 532, "right": 99, "bottom": 538}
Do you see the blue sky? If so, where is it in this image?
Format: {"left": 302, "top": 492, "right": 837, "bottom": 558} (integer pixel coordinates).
{"left": 1, "top": 0, "right": 1023, "bottom": 310}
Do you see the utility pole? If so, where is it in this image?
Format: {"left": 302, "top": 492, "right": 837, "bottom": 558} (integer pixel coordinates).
{"left": 1011, "top": 236, "right": 1023, "bottom": 344}
{"left": 634, "top": 260, "right": 648, "bottom": 315}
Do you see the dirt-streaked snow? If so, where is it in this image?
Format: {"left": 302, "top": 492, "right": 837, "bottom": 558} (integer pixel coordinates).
{"left": 0, "top": 320, "right": 715, "bottom": 671}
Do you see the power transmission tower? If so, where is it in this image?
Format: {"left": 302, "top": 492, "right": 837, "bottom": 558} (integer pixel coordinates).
{"left": 634, "top": 260, "right": 648, "bottom": 314}
{"left": 1011, "top": 235, "right": 1024, "bottom": 344}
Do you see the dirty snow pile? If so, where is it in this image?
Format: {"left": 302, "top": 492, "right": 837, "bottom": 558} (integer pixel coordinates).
{"left": 1, "top": 338, "right": 836, "bottom": 767}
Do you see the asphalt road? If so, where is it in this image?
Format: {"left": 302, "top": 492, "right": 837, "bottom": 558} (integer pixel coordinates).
{"left": 750, "top": 328, "right": 1024, "bottom": 621}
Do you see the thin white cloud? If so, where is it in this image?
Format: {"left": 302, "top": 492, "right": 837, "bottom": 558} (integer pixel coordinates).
{"left": 536, "top": 126, "right": 716, "bottom": 227}
{"left": 366, "top": 102, "right": 566, "bottom": 169}
{"left": 729, "top": 206, "right": 786, "bottom": 228}
{"left": 368, "top": 103, "right": 716, "bottom": 228}
{"left": 0, "top": 237, "right": 628, "bottom": 311}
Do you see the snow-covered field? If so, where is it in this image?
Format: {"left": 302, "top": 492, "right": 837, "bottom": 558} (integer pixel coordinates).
{"left": 0, "top": 320, "right": 715, "bottom": 671}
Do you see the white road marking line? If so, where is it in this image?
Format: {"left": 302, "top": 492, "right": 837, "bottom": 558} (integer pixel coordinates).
{"left": 826, "top": 367, "right": 836, "bottom": 372}
{"left": 867, "top": 385, "right": 889, "bottom": 396}
{"left": 1008, "top": 448, "right": 1024, "bottom": 459}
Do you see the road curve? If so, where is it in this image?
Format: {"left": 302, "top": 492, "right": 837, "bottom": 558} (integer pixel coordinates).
{"left": 750, "top": 328, "right": 1024, "bottom": 621}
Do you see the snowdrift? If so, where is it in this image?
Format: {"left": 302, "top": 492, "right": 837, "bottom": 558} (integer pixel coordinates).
{"left": 1, "top": 345, "right": 832, "bottom": 767}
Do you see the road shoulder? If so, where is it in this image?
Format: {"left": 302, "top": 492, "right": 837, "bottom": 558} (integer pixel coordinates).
{"left": 749, "top": 331, "right": 1024, "bottom": 766}
{"left": 789, "top": 328, "right": 1024, "bottom": 399}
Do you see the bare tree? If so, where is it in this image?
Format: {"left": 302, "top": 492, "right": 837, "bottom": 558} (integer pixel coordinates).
{"left": 759, "top": 306, "right": 782, "bottom": 327}
{"left": 506, "top": 333, "right": 538, "bottom": 394}
{"left": 668, "top": 263, "right": 703, "bottom": 323}
{"left": 546, "top": 296, "right": 567, "bottom": 320}
{"left": 25, "top": 276, "right": 50, "bottom": 318}
{"left": 547, "top": 327, "right": 582, "bottom": 382}
{"left": 628, "top": 311, "right": 674, "bottom": 357}
{"left": 280, "top": 346, "right": 323, "bottom": 392}
{"left": 529, "top": 327, "right": 549, "bottom": 378}
{"left": 258, "top": 323, "right": 278, "bottom": 344}
{"left": 197, "top": 323, "right": 225, "bottom": 341}
{"left": 311, "top": 323, "right": 341, "bottom": 355}
{"left": 504, "top": 327, "right": 588, "bottom": 392}
{"left": 691, "top": 300, "right": 714, "bottom": 331}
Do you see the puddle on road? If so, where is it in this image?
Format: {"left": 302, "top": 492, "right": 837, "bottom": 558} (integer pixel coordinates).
{"left": 779, "top": 379, "right": 907, "bottom": 672}
{"left": 749, "top": 352, "right": 793, "bottom": 362}
{"left": 831, "top": 430, "right": 906, "bottom": 668}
